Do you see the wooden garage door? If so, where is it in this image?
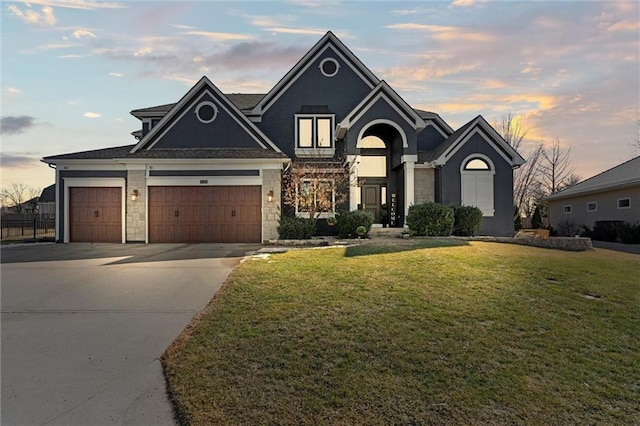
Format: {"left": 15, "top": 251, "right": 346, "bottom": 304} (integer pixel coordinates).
{"left": 69, "top": 187, "right": 122, "bottom": 243}
{"left": 148, "top": 186, "right": 261, "bottom": 243}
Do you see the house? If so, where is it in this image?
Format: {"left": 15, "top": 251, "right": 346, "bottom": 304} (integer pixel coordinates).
{"left": 544, "top": 156, "right": 640, "bottom": 234}
{"left": 42, "top": 31, "right": 524, "bottom": 244}
{"left": 37, "top": 184, "right": 56, "bottom": 218}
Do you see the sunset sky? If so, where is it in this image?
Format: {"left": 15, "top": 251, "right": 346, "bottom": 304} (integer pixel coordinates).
{"left": 2, "top": 0, "right": 639, "bottom": 193}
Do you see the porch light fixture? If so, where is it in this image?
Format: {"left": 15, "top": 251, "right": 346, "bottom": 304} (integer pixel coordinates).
{"left": 131, "top": 189, "right": 139, "bottom": 201}
{"left": 267, "top": 190, "right": 274, "bottom": 202}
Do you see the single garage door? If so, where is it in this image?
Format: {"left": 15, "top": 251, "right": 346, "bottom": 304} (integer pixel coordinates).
{"left": 148, "top": 186, "right": 261, "bottom": 243}
{"left": 69, "top": 187, "right": 122, "bottom": 243}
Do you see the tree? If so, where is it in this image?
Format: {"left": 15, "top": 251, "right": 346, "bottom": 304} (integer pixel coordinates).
{"left": 539, "top": 139, "right": 576, "bottom": 194}
{"left": 1, "top": 183, "right": 41, "bottom": 214}
{"left": 531, "top": 205, "right": 543, "bottom": 229}
{"left": 495, "top": 114, "right": 543, "bottom": 217}
{"left": 281, "top": 160, "right": 350, "bottom": 222}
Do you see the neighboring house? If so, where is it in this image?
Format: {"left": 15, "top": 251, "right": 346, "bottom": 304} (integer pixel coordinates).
{"left": 42, "top": 31, "right": 524, "bottom": 244}
{"left": 544, "top": 156, "right": 640, "bottom": 234}
{"left": 37, "top": 184, "right": 56, "bottom": 218}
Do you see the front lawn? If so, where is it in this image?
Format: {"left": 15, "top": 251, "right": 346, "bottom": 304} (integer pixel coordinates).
{"left": 162, "top": 241, "right": 639, "bottom": 425}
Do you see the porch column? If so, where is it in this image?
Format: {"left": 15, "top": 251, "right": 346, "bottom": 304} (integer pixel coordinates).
{"left": 402, "top": 155, "right": 417, "bottom": 219}
{"left": 347, "top": 155, "right": 359, "bottom": 211}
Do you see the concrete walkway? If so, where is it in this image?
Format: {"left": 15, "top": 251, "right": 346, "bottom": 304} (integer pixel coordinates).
{"left": 1, "top": 243, "right": 259, "bottom": 426}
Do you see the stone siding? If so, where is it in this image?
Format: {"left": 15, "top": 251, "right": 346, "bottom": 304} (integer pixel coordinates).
{"left": 126, "top": 170, "right": 146, "bottom": 242}
{"left": 414, "top": 168, "right": 435, "bottom": 204}
{"left": 262, "top": 169, "right": 281, "bottom": 241}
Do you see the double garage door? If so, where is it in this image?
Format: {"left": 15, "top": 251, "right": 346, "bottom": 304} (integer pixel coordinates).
{"left": 148, "top": 186, "right": 261, "bottom": 243}
{"left": 68, "top": 186, "right": 261, "bottom": 243}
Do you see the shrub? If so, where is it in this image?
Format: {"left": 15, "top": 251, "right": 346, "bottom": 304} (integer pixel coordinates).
{"left": 277, "top": 216, "right": 315, "bottom": 239}
{"left": 619, "top": 222, "right": 640, "bottom": 244}
{"left": 336, "top": 210, "right": 374, "bottom": 238}
{"left": 592, "top": 220, "right": 624, "bottom": 242}
{"left": 556, "top": 218, "right": 580, "bottom": 237}
{"left": 531, "top": 205, "right": 543, "bottom": 229}
{"left": 406, "top": 202, "right": 454, "bottom": 236}
{"left": 453, "top": 205, "right": 483, "bottom": 236}
{"left": 514, "top": 206, "right": 523, "bottom": 231}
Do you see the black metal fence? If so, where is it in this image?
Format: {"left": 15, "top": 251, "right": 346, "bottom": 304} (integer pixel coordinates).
{"left": 1, "top": 218, "right": 56, "bottom": 241}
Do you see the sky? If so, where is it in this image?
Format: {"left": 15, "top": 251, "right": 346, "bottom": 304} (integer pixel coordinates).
{"left": 1, "top": 0, "right": 639, "bottom": 193}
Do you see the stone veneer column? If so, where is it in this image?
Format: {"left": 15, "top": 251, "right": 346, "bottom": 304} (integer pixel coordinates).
{"left": 262, "top": 169, "right": 281, "bottom": 241}
{"left": 414, "top": 168, "right": 435, "bottom": 204}
{"left": 126, "top": 170, "right": 146, "bottom": 242}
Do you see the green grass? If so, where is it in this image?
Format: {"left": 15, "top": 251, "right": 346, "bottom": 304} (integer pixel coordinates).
{"left": 162, "top": 241, "right": 640, "bottom": 425}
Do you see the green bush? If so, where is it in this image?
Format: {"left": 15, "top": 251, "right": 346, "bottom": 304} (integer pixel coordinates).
{"left": 619, "top": 222, "right": 640, "bottom": 244}
{"left": 277, "top": 216, "right": 315, "bottom": 239}
{"left": 592, "top": 220, "right": 624, "bottom": 242}
{"left": 336, "top": 210, "right": 374, "bottom": 238}
{"left": 514, "top": 206, "right": 523, "bottom": 231}
{"left": 406, "top": 202, "right": 454, "bottom": 236}
{"left": 453, "top": 205, "right": 483, "bottom": 236}
{"left": 531, "top": 205, "right": 543, "bottom": 229}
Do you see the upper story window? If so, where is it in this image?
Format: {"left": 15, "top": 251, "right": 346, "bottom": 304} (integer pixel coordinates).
{"left": 195, "top": 101, "right": 218, "bottom": 124}
{"left": 617, "top": 197, "right": 631, "bottom": 209}
{"left": 319, "top": 58, "right": 340, "bottom": 77}
{"left": 587, "top": 201, "right": 597, "bottom": 212}
{"left": 295, "top": 114, "right": 335, "bottom": 157}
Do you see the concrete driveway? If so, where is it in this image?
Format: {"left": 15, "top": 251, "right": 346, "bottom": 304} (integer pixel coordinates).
{"left": 1, "top": 243, "right": 260, "bottom": 426}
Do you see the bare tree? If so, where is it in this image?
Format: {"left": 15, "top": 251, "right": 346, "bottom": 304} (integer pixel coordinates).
{"left": 496, "top": 114, "right": 542, "bottom": 217}
{"left": 1, "top": 183, "right": 41, "bottom": 214}
{"left": 281, "top": 160, "right": 350, "bottom": 221}
{"left": 633, "top": 119, "right": 640, "bottom": 153}
{"left": 539, "top": 139, "right": 576, "bottom": 194}
{"left": 496, "top": 113, "right": 528, "bottom": 151}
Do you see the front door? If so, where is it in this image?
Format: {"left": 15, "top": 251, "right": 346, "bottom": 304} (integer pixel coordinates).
{"left": 362, "top": 185, "right": 380, "bottom": 222}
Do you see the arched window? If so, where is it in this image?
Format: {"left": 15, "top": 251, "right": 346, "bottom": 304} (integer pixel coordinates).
{"left": 357, "top": 135, "right": 386, "bottom": 148}
{"left": 461, "top": 155, "right": 494, "bottom": 217}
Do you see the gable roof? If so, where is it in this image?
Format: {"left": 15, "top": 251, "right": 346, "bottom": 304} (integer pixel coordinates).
{"left": 130, "top": 77, "right": 280, "bottom": 153}
{"left": 250, "top": 31, "right": 380, "bottom": 116}
{"left": 414, "top": 109, "right": 454, "bottom": 137}
{"left": 39, "top": 184, "right": 56, "bottom": 202}
{"left": 424, "top": 115, "right": 525, "bottom": 167}
{"left": 336, "top": 81, "right": 426, "bottom": 139}
{"left": 544, "top": 156, "right": 640, "bottom": 201}
{"left": 131, "top": 94, "right": 265, "bottom": 119}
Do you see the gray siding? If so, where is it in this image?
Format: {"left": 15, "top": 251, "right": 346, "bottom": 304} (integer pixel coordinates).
{"left": 417, "top": 125, "right": 447, "bottom": 152}
{"left": 257, "top": 46, "right": 373, "bottom": 157}
{"left": 438, "top": 132, "right": 514, "bottom": 236}
{"left": 547, "top": 186, "right": 640, "bottom": 234}
{"left": 154, "top": 92, "right": 263, "bottom": 149}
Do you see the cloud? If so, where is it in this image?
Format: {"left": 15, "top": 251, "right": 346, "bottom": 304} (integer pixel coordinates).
{"left": 264, "top": 27, "right": 328, "bottom": 36}
{"left": 171, "top": 24, "right": 195, "bottom": 30}
{"left": 0, "top": 153, "right": 39, "bottom": 168}
{"left": 18, "top": 0, "right": 125, "bottom": 10}
{"left": 449, "top": 0, "right": 483, "bottom": 7}
{"left": 109, "top": 72, "right": 124, "bottom": 77}
{"left": 1, "top": 116, "right": 37, "bottom": 135}
{"left": 4, "top": 87, "right": 23, "bottom": 96}
{"left": 182, "top": 31, "right": 254, "bottom": 41}
{"left": 386, "top": 23, "right": 494, "bottom": 42}
{"left": 72, "top": 28, "right": 96, "bottom": 39}
{"left": 8, "top": 4, "right": 57, "bottom": 26}
{"left": 39, "top": 43, "right": 76, "bottom": 49}
{"left": 83, "top": 112, "right": 101, "bottom": 118}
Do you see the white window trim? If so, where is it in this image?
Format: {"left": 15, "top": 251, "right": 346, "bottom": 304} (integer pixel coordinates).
{"left": 617, "top": 197, "right": 631, "bottom": 209}
{"left": 294, "top": 114, "right": 335, "bottom": 157}
{"left": 563, "top": 204, "right": 573, "bottom": 214}
{"left": 295, "top": 178, "right": 336, "bottom": 218}
{"left": 319, "top": 57, "right": 340, "bottom": 77}
{"left": 587, "top": 201, "right": 597, "bottom": 212}
{"left": 195, "top": 100, "right": 218, "bottom": 124}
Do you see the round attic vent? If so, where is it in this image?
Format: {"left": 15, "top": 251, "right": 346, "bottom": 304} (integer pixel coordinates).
{"left": 319, "top": 57, "right": 340, "bottom": 77}
{"left": 195, "top": 101, "right": 218, "bottom": 124}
